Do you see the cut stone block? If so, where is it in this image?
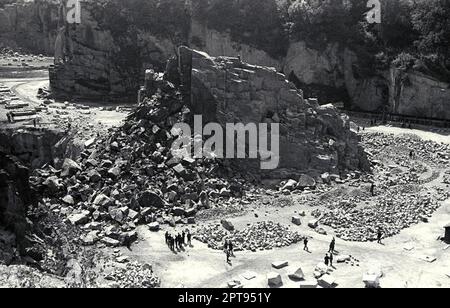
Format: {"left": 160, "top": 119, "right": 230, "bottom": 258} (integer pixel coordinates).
{"left": 308, "top": 219, "right": 319, "bottom": 229}
{"left": 318, "top": 274, "right": 336, "bottom": 288}
{"left": 287, "top": 265, "right": 304, "bottom": 280}
{"left": 299, "top": 280, "right": 318, "bottom": 288}
{"left": 272, "top": 261, "right": 289, "bottom": 269}
{"left": 267, "top": 272, "right": 282, "bottom": 287}
{"left": 292, "top": 216, "right": 302, "bottom": 226}
{"left": 242, "top": 271, "right": 257, "bottom": 280}
{"left": 362, "top": 274, "right": 380, "bottom": 288}
{"left": 336, "top": 255, "right": 351, "bottom": 263}
{"left": 148, "top": 222, "right": 160, "bottom": 231}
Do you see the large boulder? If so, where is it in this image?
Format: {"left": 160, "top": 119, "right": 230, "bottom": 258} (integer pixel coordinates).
{"left": 139, "top": 190, "right": 165, "bottom": 208}
{"left": 298, "top": 174, "right": 316, "bottom": 189}
{"left": 60, "top": 158, "right": 82, "bottom": 178}
{"left": 267, "top": 272, "right": 282, "bottom": 287}
{"left": 221, "top": 219, "right": 235, "bottom": 231}
{"left": 287, "top": 265, "right": 305, "bottom": 280}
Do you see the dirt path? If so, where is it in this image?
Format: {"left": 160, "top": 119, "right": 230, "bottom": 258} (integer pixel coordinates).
{"left": 367, "top": 126, "right": 450, "bottom": 145}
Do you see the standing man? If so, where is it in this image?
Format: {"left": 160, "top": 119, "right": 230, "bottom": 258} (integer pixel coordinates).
{"left": 329, "top": 237, "right": 336, "bottom": 254}
{"left": 165, "top": 231, "right": 169, "bottom": 246}
{"left": 329, "top": 252, "right": 334, "bottom": 268}
{"left": 226, "top": 248, "right": 231, "bottom": 264}
{"left": 187, "top": 230, "right": 192, "bottom": 246}
{"left": 324, "top": 254, "right": 330, "bottom": 267}
{"left": 229, "top": 241, "right": 234, "bottom": 257}
{"left": 224, "top": 240, "right": 229, "bottom": 253}
{"left": 168, "top": 235, "right": 173, "bottom": 251}
{"left": 303, "top": 238, "right": 309, "bottom": 252}
{"left": 370, "top": 183, "right": 375, "bottom": 197}
{"left": 377, "top": 229, "right": 383, "bottom": 244}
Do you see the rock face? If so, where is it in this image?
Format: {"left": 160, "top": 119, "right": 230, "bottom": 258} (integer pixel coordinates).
{"left": 192, "top": 23, "right": 450, "bottom": 121}
{"left": 188, "top": 47, "right": 368, "bottom": 175}
{"left": 0, "top": 128, "right": 64, "bottom": 169}
{"left": 0, "top": 151, "right": 33, "bottom": 248}
{"left": 49, "top": 0, "right": 188, "bottom": 100}
{"left": 0, "top": 0, "right": 59, "bottom": 55}
{"left": 389, "top": 69, "right": 450, "bottom": 120}
{"left": 47, "top": 2, "right": 449, "bottom": 120}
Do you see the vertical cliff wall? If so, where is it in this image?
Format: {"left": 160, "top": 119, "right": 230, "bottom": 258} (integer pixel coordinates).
{"left": 45, "top": 0, "right": 449, "bottom": 120}
{"left": 0, "top": 0, "right": 59, "bottom": 55}
{"left": 49, "top": 0, "right": 188, "bottom": 100}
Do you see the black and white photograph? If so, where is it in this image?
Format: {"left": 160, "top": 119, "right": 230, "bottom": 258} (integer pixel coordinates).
{"left": 0, "top": 0, "right": 449, "bottom": 291}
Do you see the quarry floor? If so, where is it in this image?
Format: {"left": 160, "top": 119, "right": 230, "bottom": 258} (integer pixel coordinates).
{"left": 119, "top": 124, "right": 450, "bottom": 289}
{"left": 1, "top": 68, "right": 450, "bottom": 288}
{"left": 0, "top": 70, "right": 129, "bottom": 137}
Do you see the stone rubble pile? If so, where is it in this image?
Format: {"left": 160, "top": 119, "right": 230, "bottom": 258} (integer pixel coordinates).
{"left": 104, "top": 262, "right": 160, "bottom": 288}
{"left": 362, "top": 133, "right": 450, "bottom": 168}
{"left": 194, "top": 221, "right": 305, "bottom": 251}
{"left": 306, "top": 132, "right": 450, "bottom": 242}
{"left": 312, "top": 189, "right": 444, "bottom": 242}
{"left": 31, "top": 77, "right": 252, "bottom": 247}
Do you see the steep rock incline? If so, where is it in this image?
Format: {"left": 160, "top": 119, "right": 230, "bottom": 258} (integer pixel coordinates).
{"left": 0, "top": 0, "right": 59, "bottom": 55}
{"left": 189, "top": 48, "right": 368, "bottom": 177}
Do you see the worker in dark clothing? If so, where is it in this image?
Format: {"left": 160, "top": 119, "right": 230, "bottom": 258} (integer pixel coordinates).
{"left": 187, "top": 231, "right": 192, "bottom": 246}
{"left": 226, "top": 248, "right": 231, "bottom": 264}
{"left": 178, "top": 233, "right": 183, "bottom": 248}
{"left": 224, "top": 240, "right": 229, "bottom": 252}
{"left": 168, "top": 235, "right": 173, "bottom": 251}
{"left": 324, "top": 254, "right": 330, "bottom": 266}
{"left": 377, "top": 229, "right": 383, "bottom": 244}
{"left": 229, "top": 241, "right": 234, "bottom": 257}
{"left": 182, "top": 231, "right": 186, "bottom": 245}
{"left": 329, "top": 237, "right": 336, "bottom": 254}
{"left": 409, "top": 150, "right": 415, "bottom": 159}
{"left": 370, "top": 183, "right": 375, "bottom": 196}
{"left": 165, "top": 232, "right": 168, "bottom": 245}
{"left": 303, "top": 238, "right": 309, "bottom": 252}
{"left": 329, "top": 253, "right": 334, "bottom": 267}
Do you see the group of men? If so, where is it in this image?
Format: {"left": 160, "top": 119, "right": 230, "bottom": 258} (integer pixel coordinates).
{"left": 165, "top": 230, "right": 192, "bottom": 252}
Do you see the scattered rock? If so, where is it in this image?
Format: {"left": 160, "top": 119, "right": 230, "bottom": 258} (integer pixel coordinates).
{"left": 221, "top": 219, "right": 235, "bottom": 231}
{"left": 271, "top": 261, "right": 289, "bottom": 269}
{"left": 291, "top": 216, "right": 302, "bottom": 226}
{"left": 267, "top": 272, "right": 282, "bottom": 287}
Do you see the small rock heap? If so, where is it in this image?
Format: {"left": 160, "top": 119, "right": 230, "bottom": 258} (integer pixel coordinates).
{"left": 194, "top": 221, "right": 305, "bottom": 251}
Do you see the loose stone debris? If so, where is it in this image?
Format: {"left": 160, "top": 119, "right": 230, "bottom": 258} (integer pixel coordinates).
{"left": 194, "top": 221, "right": 305, "bottom": 251}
